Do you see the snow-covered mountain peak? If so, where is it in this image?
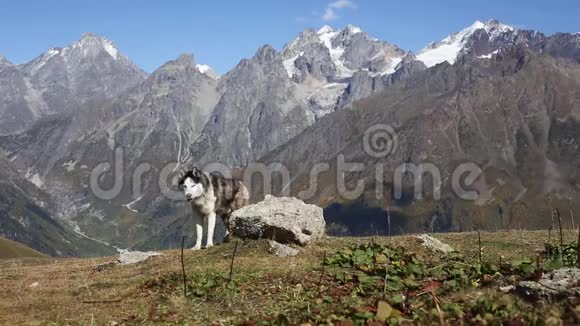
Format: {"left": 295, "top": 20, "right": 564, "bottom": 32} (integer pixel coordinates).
{"left": 484, "top": 19, "right": 515, "bottom": 33}
{"left": 439, "top": 20, "right": 487, "bottom": 46}
{"left": 288, "top": 25, "right": 365, "bottom": 54}
{"left": 316, "top": 24, "right": 363, "bottom": 40}
{"left": 23, "top": 47, "right": 63, "bottom": 74}
{"left": 417, "top": 19, "right": 517, "bottom": 67}
{"left": 317, "top": 25, "right": 334, "bottom": 34}
{"left": 282, "top": 24, "right": 406, "bottom": 79}
{"left": 196, "top": 64, "right": 220, "bottom": 79}
{"left": 0, "top": 53, "right": 11, "bottom": 65}
{"left": 61, "top": 33, "right": 120, "bottom": 60}
{"left": 345, "top": 24, "right": 363, "bottom": 35}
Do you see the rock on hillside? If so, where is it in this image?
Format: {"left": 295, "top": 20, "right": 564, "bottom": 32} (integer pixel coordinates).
{"left": 230, "top": 195, "right": 325, "bottom": 246}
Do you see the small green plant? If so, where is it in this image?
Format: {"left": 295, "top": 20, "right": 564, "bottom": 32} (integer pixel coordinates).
{"left": 545, "top": 242, "right": 578, "bottom": 270}
{"left": 140, "top": 239, "right": 579, "bottom": 325}
{"left": 317, "top": 242, "right": 576, "bottom": 324}
{"left": 187, "top": 272, "right": 239, "bottom": 299}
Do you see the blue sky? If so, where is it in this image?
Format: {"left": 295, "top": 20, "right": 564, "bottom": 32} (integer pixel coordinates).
{"left": 1, "top": 0, "right": 579, "bottom": 74}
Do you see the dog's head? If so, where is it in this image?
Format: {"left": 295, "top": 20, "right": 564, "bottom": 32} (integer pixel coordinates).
{"left": 177, "top": 167, "right": 208, "bottom": 201}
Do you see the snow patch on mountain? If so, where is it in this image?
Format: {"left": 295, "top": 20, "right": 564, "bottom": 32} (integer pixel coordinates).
{"left": 25, "top": 171, "right": 44, "bottom": 189}
{"left": 317, "top": 26, "right": 353, "bottom": 77}
{"left": 196, "top": 64, "right": 211, "bottom": 74}
{"left": 27, "top": 48, "right": 61, "bottom": 73}
{"left": 417, "top": 20, "right": 515, "bottom": 67}
{"left": 381, "top": 57, "right": 403, "bottom": 75}
{"left": 102, "top": 41, "right": 119, "bottom": 60}
{"left": 283, "top": 52, "right": 304, "bottom": 77}
{"left": 346, "top": 24, "right": 362, "bottom": 35}
{"left": 317, "top": 25, "right": 334, "bottom": 34}
{"left": 196, "top": 64, "right": 220, "bottom": 79}
{"left": 308, "top": 82, "right": 348, "bottom": 116}
{"left": 478, "top": 49, "right": 499, "bottom": 59}
{"left": 62, "top": 33, "right": 120, "bottom": 60}
{"left": 417, "top": 41, "right": 463, "bottom": 68}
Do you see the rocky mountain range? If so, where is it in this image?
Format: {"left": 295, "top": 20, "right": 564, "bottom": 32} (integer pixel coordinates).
{"left": 1, "top": 20, "right": 580, "bottom": 256}
{"left": 261, "top": 45, "right": 580, "bottom": 234}
{"left": 0, "top": 33, "right": 146, "bottom": 135}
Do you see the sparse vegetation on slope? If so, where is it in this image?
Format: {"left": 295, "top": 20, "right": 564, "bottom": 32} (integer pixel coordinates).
{"left": 1, "top": 231, "right": 579, "bottom": 325}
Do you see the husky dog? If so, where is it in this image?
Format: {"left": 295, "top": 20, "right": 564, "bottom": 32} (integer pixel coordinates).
{"left": 177, "top": 167, "right": 249, "bottom": 250}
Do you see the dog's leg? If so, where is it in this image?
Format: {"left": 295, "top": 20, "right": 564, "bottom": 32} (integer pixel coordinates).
{"left": 191, "top": 213, "right": 203, "bottom": 250}
{"left": 222, "top": 215, "right": 231, "bottom": 243}
{"left": 223, "top": 229, "right": 231, "bottom": 243}
{"left": 205, "top": 212, "right": 216, "bottom": 248}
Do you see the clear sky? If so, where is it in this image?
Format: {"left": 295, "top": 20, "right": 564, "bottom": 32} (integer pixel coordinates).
{"left": 1, "top": 0, "right": 579, "bottom": 74}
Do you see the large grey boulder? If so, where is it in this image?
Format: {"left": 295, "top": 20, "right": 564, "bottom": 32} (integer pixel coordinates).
{"left": 230, "top": 195, "right": 325, "bottom": 246}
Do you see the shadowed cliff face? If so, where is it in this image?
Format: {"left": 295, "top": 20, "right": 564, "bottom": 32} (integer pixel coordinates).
{"left": 259, "top": 47, "right": 580, "bottom": 234}
{"left": 0, "top": 153, "right": 115, "bottom": 257}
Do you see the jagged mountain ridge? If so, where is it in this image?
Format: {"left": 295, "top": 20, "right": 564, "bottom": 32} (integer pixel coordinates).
{"left": 258, "top": 46, "right": 580, "bottom": 234}
{"left": 1, "top": 25, "right": 423, "bottom": 250}
{"left": 417, "top": 19, "right": 580, "bottom": 67}
{"left": 1, "top": 20, "right": 580, "bottom": 253}
{"left": 190, "top": 24, "right": 425, "bottom": 167}
{"left": 0, "top": 33, "right": 147, "bottom": 135}
{"left": 1, "top": 53, "right": 221, "bottom": 247}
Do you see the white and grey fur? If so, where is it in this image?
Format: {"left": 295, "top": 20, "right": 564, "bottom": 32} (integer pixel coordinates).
{"left": 177, "top": 167, "right": 249, "bottom": 249}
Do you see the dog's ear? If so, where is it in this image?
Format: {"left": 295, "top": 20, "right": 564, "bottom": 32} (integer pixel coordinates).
{"left": 192, "top": 166, "right": 201, "bottom": 178}
{"left": 176, "top": 164, "right": 192, "bottom": 185}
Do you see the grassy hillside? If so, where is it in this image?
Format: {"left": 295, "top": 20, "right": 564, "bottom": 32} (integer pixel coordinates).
{"left": 0, "top": 237, "right": 48, "bottom": 259}
{"left": 1, "top": 231, "right": 579, "bottom": 325}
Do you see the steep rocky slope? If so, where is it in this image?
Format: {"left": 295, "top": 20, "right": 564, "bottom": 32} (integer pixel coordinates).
{"left": 191, "top": 25, "right": 424, "bottom": 167}
{"left": 1, "top": 53, "right": 220, "bottom": 247}
{"left": 259, "top": 46, "right": 580, "bottom": 234}
{"left": 0, "top": 33, "right": 146, "bottom": 135}
{"left": 0, "top": 153, "right": 115, "bottom": 256}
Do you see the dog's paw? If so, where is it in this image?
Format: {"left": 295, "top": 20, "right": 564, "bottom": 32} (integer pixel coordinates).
{"left": 190, "top": 245, "right": 201, "bottom": 251}
{"left": 203, "top": 243, "right": 214, "bottom": 249}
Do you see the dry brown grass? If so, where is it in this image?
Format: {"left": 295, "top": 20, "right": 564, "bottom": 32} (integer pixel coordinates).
{"left": 0, "top": 230, "right": 577, "bottom": 325}
{"left": 0, "top": 237, "right": 48, "bottom": 260}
